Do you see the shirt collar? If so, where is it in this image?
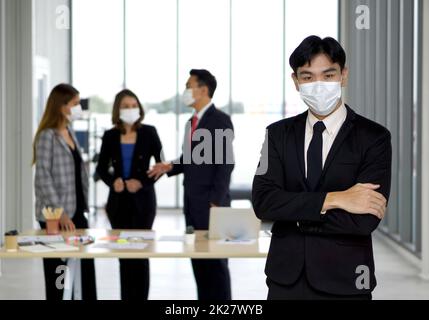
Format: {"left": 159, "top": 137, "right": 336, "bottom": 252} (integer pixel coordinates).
{"left": 195, "top": 101, "right": 213, "bottom": 120}
{"left": 307, "top": 102, "right": 347, "bottom": 136}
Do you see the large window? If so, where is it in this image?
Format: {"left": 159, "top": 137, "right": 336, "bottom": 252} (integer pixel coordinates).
{"left": 72, "top": 0, "right": 338, "bottom": 208}
{"left": 230, "top": 0, "right": 284, "bottom": 186}
{"left": 125, "top": 0, "right": 177, "bottom": 206}
{"left": 72, "top": 0, "right": 124, "bottom": 105}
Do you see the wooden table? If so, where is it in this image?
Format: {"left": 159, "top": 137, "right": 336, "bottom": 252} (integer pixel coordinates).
{"left": 0, "top": 229, "right": 270, "bottom": 300}
{"left": 0, "top": 229, "right": 270, "bottom": 259}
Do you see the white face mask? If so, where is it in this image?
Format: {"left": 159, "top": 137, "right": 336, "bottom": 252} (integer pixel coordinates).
{"left": 67, "top": 104, "right": 83, "bottom": 121}
{"left": 299, "top": 81, "right": 342, "bottom": 116}
{"left": 120, "top": 108, "right": 140, "bottom": 125}
{"left": 182, "top": 88, "right": 195, "bottom": 106}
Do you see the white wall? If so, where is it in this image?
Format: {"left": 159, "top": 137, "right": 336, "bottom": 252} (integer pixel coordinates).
{"left": 0, "top": 0, "right": 71, "bottom": 238}
{"left": 0, "top": 0, "right": 34, "bottom": 233}
{"left": 34, "top": 0, "right": 70, "bottom": 87}
{"left": 0, "top": 0, "right": 6, "bottom": 244}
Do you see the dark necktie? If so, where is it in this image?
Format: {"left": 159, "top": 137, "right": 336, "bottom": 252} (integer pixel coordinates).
{"left": 307, "top": 121, "right": 326, "bottom": 190}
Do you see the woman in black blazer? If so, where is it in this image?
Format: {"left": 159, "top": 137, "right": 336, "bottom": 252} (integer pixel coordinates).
{"left": 96, "top": 89, "right": 162, "bottom": 300}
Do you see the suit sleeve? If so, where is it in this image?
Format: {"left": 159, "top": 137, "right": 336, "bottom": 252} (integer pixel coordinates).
{"left": 208, "top": 115, "right": 235, "bottom": 206}
{"left": 139, "top": 126, "right": 163, "bottom": 190}
{"left": 252, "top": 126, "right": 328, "bottom": 222}
{"left": 167, "top": 154, "right": 184, "bottom": 177}
{"left": 34, "top": 130, "right": 62, "bottom": 210}
{"left": 96, "top": 131, "right": 115, "bottom": 188}
{"left": 300, "top": 130, "right": 392, "bottom": 236}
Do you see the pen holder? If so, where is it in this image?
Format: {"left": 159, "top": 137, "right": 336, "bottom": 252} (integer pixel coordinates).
{"left": 4, "top": 235, "right": 18, "bottom": 252}
{"left": 46, "top": 219, "right": 60, "bottom": 235}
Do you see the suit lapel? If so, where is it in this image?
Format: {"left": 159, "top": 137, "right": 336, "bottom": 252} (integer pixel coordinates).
{"left": 115, "top": 129, "right": 124, "bottom": 178}
{"left": 292, "top": 111, "right": 308, "bottom": 187}
{"left": 54, "top": 129, "right": 72, "bottom": 156}
{"left": 318, "top": 105, "right": 356, "bottom": 185}
{"left": 68, "top": 127, "right": 83, "bottom": 158}
{"left": 196, "top": 104, "right": 215, "bottom": 129}
{"left": 129, "top": 128, "right": 142, "bottom": 176}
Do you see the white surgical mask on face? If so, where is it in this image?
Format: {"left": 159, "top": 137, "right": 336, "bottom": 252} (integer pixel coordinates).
{"left": 67, "top": 104, "right": 83, "bottom": 121}
{"left": 120, "top": 108, "right": 140, "bottom": 125}
{"left": 182, "top": 88, "right": 195, "bottom": 106}
{"left": 299, "top": 81, "right": 342, "bottom": 116}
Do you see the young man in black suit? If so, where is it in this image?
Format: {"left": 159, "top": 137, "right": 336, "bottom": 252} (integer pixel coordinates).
{"left": 252, "top": 36, "right": 392, "bottom": 300}
{"left": 148, "top": 69, "right": 234, "bottom": 300}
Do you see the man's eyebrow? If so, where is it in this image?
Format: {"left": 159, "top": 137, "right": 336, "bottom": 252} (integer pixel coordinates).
{"left": 322, "top": 67, "right": 338, "bottom": 73}
{"left": 298, "top": 70, "right": 313, "bottom": 75}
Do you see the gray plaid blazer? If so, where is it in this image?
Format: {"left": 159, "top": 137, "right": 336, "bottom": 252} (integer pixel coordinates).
{"left": 34, "top": 127, "right": 89, "bottom": 222}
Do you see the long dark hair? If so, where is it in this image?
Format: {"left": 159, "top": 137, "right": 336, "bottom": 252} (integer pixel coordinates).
{"left": 32, "top": 84, "right": 79, "bottom": 165}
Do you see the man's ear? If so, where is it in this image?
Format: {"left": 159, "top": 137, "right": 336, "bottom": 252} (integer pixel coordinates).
{"left": 341, "top": 67, "right": 349, "bottom": 87}
{"left": 292, "top": 73, "right": 300, "bottom": 91}
{"left": 201, "top": 85, "right": 209, "bottom": 98}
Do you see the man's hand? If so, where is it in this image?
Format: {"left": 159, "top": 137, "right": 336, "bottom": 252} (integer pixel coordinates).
{"left": 113, "top": 177, "right": 125, "bottom": 193}
{"left": 59, "top": 213, "right": 76, "bottom": 232}
{"left": 322, "top": 183, "right": 387, "bottom": 219}
{"left": 147, "top": 162, "right": 173, "bottom": 180}
{"left": 125, "top": 179, "right": 143, "bottom": 193}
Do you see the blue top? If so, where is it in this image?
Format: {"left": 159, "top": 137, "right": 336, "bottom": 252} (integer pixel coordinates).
{"left": 121, "top": 143, "right": 135, "bottom": 179}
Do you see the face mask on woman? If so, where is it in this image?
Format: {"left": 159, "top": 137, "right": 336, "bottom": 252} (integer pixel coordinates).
{"left": 120, "top": 108, "right": 140, "bottom": 125}
{"left": 67, "top": 104, "right": 83, "bottom": 121}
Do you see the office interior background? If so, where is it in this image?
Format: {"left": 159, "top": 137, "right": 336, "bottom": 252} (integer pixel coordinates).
{"left": 1, "top": 0, "right": 429, "bottom": 299}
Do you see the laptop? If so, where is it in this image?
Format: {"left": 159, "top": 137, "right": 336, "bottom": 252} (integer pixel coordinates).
{"left": 208, "top": 207, "right": 261, "bottom": 240}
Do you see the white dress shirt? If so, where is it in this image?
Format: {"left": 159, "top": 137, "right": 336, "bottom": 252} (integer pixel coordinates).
{"left": 304, "top": 103, "right": 347, "bottom": 178}
{"left": 188, "top": 101, "right": 213, "bottom": 142}
{"left": 194, "top": 101, "right": 213, "bottom": 123}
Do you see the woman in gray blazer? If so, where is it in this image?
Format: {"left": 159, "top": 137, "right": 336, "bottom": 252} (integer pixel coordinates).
{"left": 33, "top": 83, "right": 96, "bottom": 300}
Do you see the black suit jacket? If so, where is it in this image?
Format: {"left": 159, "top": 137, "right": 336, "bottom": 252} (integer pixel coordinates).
{"left": 252, "top": 105, "right": 392, "bottom": 295}
{"left": 168, "top": 104, "right": 234, "bottom": 226}
{"left": 96, "top": 125, "right": 162, "bottom": 219}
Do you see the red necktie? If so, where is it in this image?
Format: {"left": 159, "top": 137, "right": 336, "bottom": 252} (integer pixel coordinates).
{"left": 190, "top": 115, "right": 198, "bottom": 143}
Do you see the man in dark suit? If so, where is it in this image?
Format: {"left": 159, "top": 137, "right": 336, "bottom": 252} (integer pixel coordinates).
{"left": 148, "top": 69, "right": 234, "bottom": 300}
{"left": 252, "top": 36, "right": 392, "bottom": 300}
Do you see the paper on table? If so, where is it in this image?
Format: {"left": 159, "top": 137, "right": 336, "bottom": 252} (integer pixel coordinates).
{"left": 18, "top": 235, "right": 64, "bottom": 244}
{"left": 19, "top": 245, "right": 55, "bottom": 253}
{"left": 119, "top": 231, "right": 155, "bottom": 240}
{"left": 158, "top": 235, "right": 184, "bottom": 242}
{"left": 216, "top": 239, "right": 256, "bottom": 245}
{"left": 48, "top": 243, "right": 79, "bottom": 251}
{"left": 19, "top": 243, "right": 78, "bottom": 253}
{"left": 92, "top": 242, "right": 148, "bottom": 250}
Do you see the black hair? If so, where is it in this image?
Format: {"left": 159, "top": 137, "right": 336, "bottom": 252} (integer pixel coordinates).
{"left": 289, "top": 35, "right": 346, "bottom": 74}
{"left": 189, "top": 69, "right": 217, "bottom": 98}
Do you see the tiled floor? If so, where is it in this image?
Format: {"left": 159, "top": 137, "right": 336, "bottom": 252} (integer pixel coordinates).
{"left": 1, "top": 209, "right": 428, "bottom": 300}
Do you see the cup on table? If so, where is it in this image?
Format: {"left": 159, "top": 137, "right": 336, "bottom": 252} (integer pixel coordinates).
{"left": 4, "top": 230, "right": 18, "bottom": 252}
{"left": 184, "top": 226, "right": 195, "bottom": 245}
{"left": 184, "top": 233, "right": 196, "bottom": 245}
{"left": 46, "top": 219, "right": 60, "bottom": 235}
